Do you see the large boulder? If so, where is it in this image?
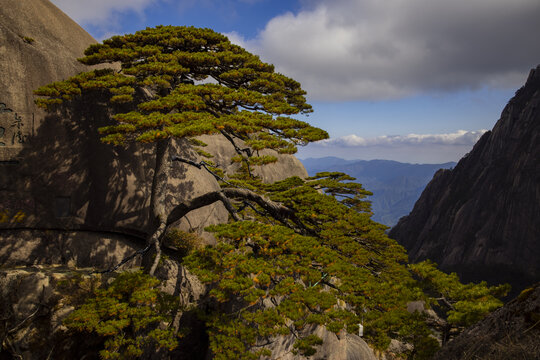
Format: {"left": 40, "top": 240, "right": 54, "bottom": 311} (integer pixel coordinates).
{"left": 389, "top": 65, "right": 540, "bottom": 294}
{"left": 0, "top": 0, "right": 95, "bottom": 161}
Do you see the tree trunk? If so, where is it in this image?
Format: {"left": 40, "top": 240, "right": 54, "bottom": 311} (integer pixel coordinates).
{"left": 143, "top": 138, "right": 172, "bottom": 275}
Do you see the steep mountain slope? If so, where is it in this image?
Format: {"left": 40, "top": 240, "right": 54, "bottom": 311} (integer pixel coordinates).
{"left": 301, "top": 158, "right": 455, "bottom": 226}
{"left": 390, "top": 65, "right": 540, "bottom": 293}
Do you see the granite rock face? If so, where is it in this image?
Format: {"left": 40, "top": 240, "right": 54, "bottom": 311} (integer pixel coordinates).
{"left": 0, "top": 263, "right": 207, "bottom": 359}
{"left": 389, "top": 66, "right": 540, "bottom": 293}
{"left": 265, "top": 325, "right": 376, "bottom": 360}
{"left": 0, "top": 0, "right": 96, "bottom": 162}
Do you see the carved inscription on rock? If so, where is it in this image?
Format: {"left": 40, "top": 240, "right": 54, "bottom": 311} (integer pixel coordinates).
{"left": 0, "top": 102, "right": 32, "bottom": 161}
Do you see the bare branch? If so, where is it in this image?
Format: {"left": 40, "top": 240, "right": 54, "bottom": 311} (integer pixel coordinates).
{"left": 171, "top": 156, "right": 236, "bottom": 187}
{"left": 436, "top": 296, "right": 456, "bottom": 311}
{"left": 222, "top": 188, "right": 313, "bottom": 235}
{"left": 166, "top": 191, "right": 231, "bottom": 226}
{"left": 219, "top": 129, "right": 253, "bottom": 176}
{"left": 7, "top": 307, "right": 40, "bottom": 336}
{"left": 91, "top": 243, "right": 152, "bottom": 274}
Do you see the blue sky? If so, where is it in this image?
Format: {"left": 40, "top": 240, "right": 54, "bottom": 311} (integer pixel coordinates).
{"left": 51, "top": 0, "right": 540, "bottom": 163}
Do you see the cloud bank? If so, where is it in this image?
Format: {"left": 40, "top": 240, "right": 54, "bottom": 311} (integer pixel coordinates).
{"left": 320, "top": 130, "right": 488, "bottom": 147}
{"left": 297, "top": 130, "right": 488, "bottom": 163}
{"left": 236, "top": 0, "right": 540, "bottom": 100}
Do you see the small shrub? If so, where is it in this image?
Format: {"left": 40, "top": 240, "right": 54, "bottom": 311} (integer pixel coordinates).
{"left": 518, "top": 287, "right": 534, "bottom": 302}
{"left": 22, "top": 36, "right": 35, "bottom": 44}
{"left": 163, "top": 228, "right": 204, "bottom": 258}
{"left": 292, "top": 335, "right": 323, "bottom": 356}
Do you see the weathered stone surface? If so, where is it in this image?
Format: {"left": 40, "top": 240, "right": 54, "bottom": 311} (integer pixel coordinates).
{"left": 435, "top": 283, "right": 540, "bottom": 360}
{"left": 0, "top": 0, "right": 95, "bottom": 160}
{"left": 0, "top": 263, "right": 210, "bottom": 360}
{"left": 265, "top": 326, "right": 377, "bottom": 360}
{"left": 386, "top": 339, "right": 413, "bottom": 357}
{"left": 0, "top": 229, "right": 142, "bottom": 268}
{"left": 198, "top": 134, "right": 308, "bottom": 182}
{"left": 389, "top": 65, "right": 540, "bottom": 294}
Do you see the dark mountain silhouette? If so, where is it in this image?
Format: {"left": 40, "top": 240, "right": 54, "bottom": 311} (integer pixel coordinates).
{"left": 390, "top": 65, "right": 540, "bottom": 295}
{"left": 301, "top": 157, "right": 455, "bottom": 226}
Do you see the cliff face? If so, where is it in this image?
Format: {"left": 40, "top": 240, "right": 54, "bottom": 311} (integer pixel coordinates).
{"left": 389, "top": 66, "right": 540, "bottom": 292}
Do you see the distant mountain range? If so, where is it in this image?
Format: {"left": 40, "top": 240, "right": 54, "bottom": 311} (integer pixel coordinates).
{"left": 300, "top": 157, "right": 456, "bottom": 227}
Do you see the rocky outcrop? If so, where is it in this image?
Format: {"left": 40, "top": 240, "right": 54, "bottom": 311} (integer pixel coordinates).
{"left": 265, "top": 326, "right": 376, "bottom": 360}
{"left": 0, "top": 230, "right": 142, "bottom": 268}
{"left": 0, "top": 267, "right": 106, "bottom": 359}
{"left": 389, "top": 66, "right": 540, "bottom": 294}
{"left": 199, "top": 134, "right": 307, "bottom": 183}
{"left": 435, "top": 283, "right": 540, "bottom": 360}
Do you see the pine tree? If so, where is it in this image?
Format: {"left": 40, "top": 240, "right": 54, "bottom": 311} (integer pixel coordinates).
{"left": 35, "top": 26, "right": 509, "bottom": 359}
{"left": 35, "top": 25, "right": 328, "bottom": 275}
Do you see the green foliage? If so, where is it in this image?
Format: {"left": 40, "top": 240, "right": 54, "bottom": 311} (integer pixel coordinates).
{"left": 398, "top": 312, "right": 440, "bottom": 359}
{"left": 34, "top": 25, "right": 328, "bottom": 162}
{"left": 55, "top": 272, "right": 103, "bottom": 307}
{"left": 64, "top": 271, "right": 180, "bottom": 359}
{"left": 410, "top": 260, "right": 510, "bottom": 327}
{"left": 184, "top": 173, "right": 509, "bottom": 358}
{"left": 293, "top": 334, "right": 323, "bottom": 356}
{"left": 185, "top": 173, "right": 417, "bottom": 357}
{"left": 518, "top": 286, "right": 534, "bottom": 302}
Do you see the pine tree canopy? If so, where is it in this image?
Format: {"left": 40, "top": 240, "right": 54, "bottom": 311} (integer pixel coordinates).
{"left": 35, "top": 25, "right": 328, "bottom": 161}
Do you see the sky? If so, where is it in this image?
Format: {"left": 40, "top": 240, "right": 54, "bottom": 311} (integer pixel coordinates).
{"left": 51, "top": 0, "right": 540, "bottom": 163}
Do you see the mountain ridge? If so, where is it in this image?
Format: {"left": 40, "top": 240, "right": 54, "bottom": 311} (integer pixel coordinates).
{"left": 300, "top": 157, "right": 456, "bottom": 226}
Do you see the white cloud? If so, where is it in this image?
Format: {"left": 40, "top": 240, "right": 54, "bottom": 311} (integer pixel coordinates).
{"left": 318, "top": 130, "right": 488, "bottom": 147}
{"left": 296, "top": 129, "right": 489, "bottom": 163}
{"left": 238, "top": 0, "right": 540, "bottom": 100}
